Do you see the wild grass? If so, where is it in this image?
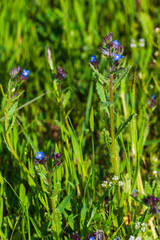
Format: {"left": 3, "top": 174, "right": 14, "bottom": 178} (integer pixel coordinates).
{"left": 0, "top": 0, "right": 160, "bottom": 239}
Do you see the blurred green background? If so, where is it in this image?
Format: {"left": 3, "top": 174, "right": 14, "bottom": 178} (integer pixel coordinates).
{"left": 0, "top": 0, "right": 160, "bottom": 157}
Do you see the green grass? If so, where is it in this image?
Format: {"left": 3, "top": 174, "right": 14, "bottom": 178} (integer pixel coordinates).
{"left": 0, "top": 0, "right": 160, "bottom": 239}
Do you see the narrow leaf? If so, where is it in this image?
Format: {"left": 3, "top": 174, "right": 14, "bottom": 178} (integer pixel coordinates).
{"left": 116, "top": 113, "right": 136, "bottom": 138}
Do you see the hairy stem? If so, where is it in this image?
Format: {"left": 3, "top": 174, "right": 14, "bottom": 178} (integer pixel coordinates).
{"left": 48, "top": 172, "right": 59, "bottom": 238}
{"left": 110, "top": 74, "right": 118, "bottom": 177}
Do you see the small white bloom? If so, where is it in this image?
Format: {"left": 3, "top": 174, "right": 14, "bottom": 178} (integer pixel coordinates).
{"left": 141, "top": 223, "right": 147, "bottom": 227}
{"left": 139, "top": 38, "right": 145, "bottom": 47}
{"left": 152, "top": 171, "right": 157, "bottom": 177}
{"left": 11, "top": 88, "right": 15, "bottom": 92}
{"left": 135, "top": 222, "right": 140, "bottom": 229}
{"left": 141, "top": 227, "right": 145, "bottom": 232}
{"left": 113, "top": 237, "right": 121, "bottom": 240}
{"left": 101, "top": 184, "right": 105, "bottom": 187}
{"left": 128, "top": 236, "right": 135, "bottom": 240}
{"left": 135, "top": 237, "right": 141, "bottom": 240}
{"left": 109, "top": 181, "right": 113, "bottom": 187}
{"left": 155, "top": 27, "right": 160, "bottom": 33}
{"left": 104, "top": 180, "right": 108, "bottom": 184}
{"left": 112, "top": 176, "right": 119, "bottom": 181}
{"left": 118, "top": 181, "right": 124, "bottom": 187}
{"left": 130, "top": 39, "right": 137, "bottom": 48}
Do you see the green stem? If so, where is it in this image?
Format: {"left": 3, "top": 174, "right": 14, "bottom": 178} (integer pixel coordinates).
{"left": 4, "top": 90, "right": 34, "bottom": 182}
{"left": 110, "top": 74, "right": 118, "bottom": 177}
{"left": 48, "top": 172, "right": 59, "bottom": 238}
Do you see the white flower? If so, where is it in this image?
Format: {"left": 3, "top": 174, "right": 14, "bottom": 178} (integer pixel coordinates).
{"left": 155, "top": 27, "right": 160, "bottom": 33}
{"left": 135, "top": 237, "right": 141, "bottom": 240}
{"left": 128, "top": 236, "right": 135, "bottom": 240}
{"left": 112, "top": 176, "right": 119, "bottom": 181}
{"left": 135, "top": 222, "right": 140, "bottom": 229}
{"left": 109, "top": 181, "right": 113, "bottom": 187}
{"left": 141, "top": 227, "right": 145, "bottom": 232}
{"left": 113, "top": 237, "right": 121, "bottom": 240}
{"left": 101, "top": 181, "right": 108, "bottom": 187}
{"left": 139, "top": 38, "right": 145, "bottom": 47}
{"left": 130, "top": 39, "right": 137, "bottom": 48}
{"left": 118, "top": 181, "right": 124, "bottom": 187}
{"left": 152, "top": 171, "right": 157, "bottom": 177}
{"left": 141, "top": 223, "right": 147, "bottom": 227}
{"left": 101, "top": 183, "right": 106, "bottom": 187}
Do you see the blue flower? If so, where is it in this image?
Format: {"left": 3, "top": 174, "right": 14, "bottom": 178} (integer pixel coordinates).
{"left": 113, "top": 40, "right": 120, "bottom": 47}
{"left": 22, "top": 69, "right": 30, "bottom": 77}
{"left": 151, "top": 95, "right": 155, "bottom": 100}
{"left": 36, "top": 151, "right": 45, "bottom": 160}
{"left": 89, "top": 237, "right": 95, "bottom": 240}
{"left": 114, "top": 54, "right": 124, "bottom": 61}
{"left": 90, "top": 55, "right": 96, "bottom": 62}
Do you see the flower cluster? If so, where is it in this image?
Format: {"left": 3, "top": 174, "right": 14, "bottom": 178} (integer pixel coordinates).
{"left": 86, "top": 232, "right": 96, "bottom": 240}
{"left": 152, "top": 170, "right": 157, "bottom": 177}
{"left": 143, "top": 195, "right": 159, "bottom": 214}
{"left": 89, "top": 32, "right": 124, "bottom": 70}
{"left": 130, "top": 38, "right": 145, "bottom": 48}
{"left": 135, "top": 222, "right": 147, "bottom": 232}
{"left": 56, "top": 66, "right": 67, "bottom": 80}
{"left": 34, "top": 151, "right": 61, "bottom": 167}
{"left": 113, "top": 237, "right": 121, "bottom": 240}
{"left": 148, "top": 95, "right": 157, "bottom": 109}
{"left": 101, "top": 176, "right": 124, "bottom": 188}
{"left": 100, "top": 32, "right": 124, "bottom": 67}
{"left": 10, "top": 67, "right": 30, "bottom": 80}
{"left": 89, "top": 55, "right": 99, "bottom": 69}
{"left": 128, "top": 236, "right": 141, "bottom": 240}
{"left": 72, "top": 232, "right": 96, "bottom": 240}
{"left": 72, "top": 232, "right": 80, "bottom": 240}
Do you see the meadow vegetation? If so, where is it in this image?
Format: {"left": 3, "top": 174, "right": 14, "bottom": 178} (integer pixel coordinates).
{"left": 0, "top": 0, "right": 160, "bottom": 239}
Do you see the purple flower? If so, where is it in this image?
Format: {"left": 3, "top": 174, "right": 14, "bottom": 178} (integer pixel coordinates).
{"left": 132, "top": 189, "right": 137, "bottom": 197}
{"left": 10, "top": 67, "right": 21, "bottom": 78}
{"left": 56, "top": 67, "right": 67, "bottom": 80}
{"left": 143, "top": 195, "right": 159, "bottom": 214}
{"left": 22, "top": 69, "right": 30, "bottom": 77}
{"left": 36, "top": 151, "right": 45, "bottom": 161}
{"left": 114, "top": 54, "right": 124, "bottom": 61}
{"left": 54, "top": 152, "right": 61, "bottom": 160}
{"left": 113, "top": 40, "right": 120, "bottom": 47}
{"left": 102, "top": 32, "right": 113, "bottom": 45}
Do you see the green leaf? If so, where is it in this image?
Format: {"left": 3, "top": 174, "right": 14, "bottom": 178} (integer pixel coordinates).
{"left": 89, "top": 63, "right": 109, "bottom": 86}
{"left": 87, "top": 188, "right": 112, "bottom": 227}
{"left": 63, "top": 90, "right": 71, "bottom": 107}
{"left": 29, "top": 217, "right": 42, "bottom": 238}
{"left": 90, "top": 107, "right": 94, "bottom": 132}
{"left": 55, "top": 208, "right": 62, "bottom": 235}
{"left": 113, "top": 66, "right": 131, "bottom": 92}
{"left": 103, "top": 129, "right": 112, "bottom": 154}
{"left": 57, "top": 190, "right": 74, "bottom": 213}
{"left": 6, "top": 114, "right": 17, "bottom": 133}
{"left": 96, "top": 82, "right": 107, "bottom": 103}
{"left": 115, "top": 113, "right": 136, "bottom": 138}
{"left": 1, "top": 94, "right": 7, "bottom": 112}
{"left": 7, "top": 102, "right": 18, "bottom": 121}
{"left": 51, "top": 182, "right": 61, "bottom": 199}
{"left": 19, "top": 184, "right": 26, "bottom": 203}
{"left": 0, "top": 197, "right": 3, "bottom": 230}
{"left": 145, "top": 181, "right": 152, "bottom": 196}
